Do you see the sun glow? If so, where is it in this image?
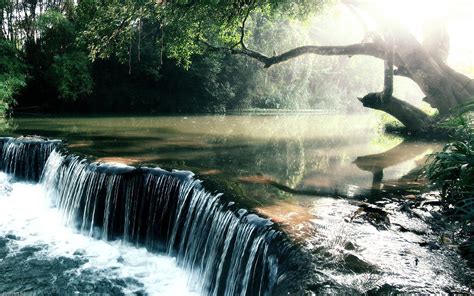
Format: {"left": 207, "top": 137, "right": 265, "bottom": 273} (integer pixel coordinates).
{"left": 368, "top": 0, "right": 474, "bottom": 74}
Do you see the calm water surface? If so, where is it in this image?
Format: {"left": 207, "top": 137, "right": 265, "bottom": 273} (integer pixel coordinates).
{"left": 9, "top": 114, "right": 440, "bottom": 194}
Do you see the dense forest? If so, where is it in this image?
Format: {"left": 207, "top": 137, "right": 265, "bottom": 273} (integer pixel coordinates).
{"left": 1, "top": 0, "right": 384, "bottom": 115}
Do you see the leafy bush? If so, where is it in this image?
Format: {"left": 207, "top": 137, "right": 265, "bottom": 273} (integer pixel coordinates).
{"left": 425, "top": 101, "right": 473, "bottom": 218}
{"left": 426, "top": 136, "right": 474, "bottom": 201}
{"left": 425, "top": 102, "right": 474, "bottom": 265}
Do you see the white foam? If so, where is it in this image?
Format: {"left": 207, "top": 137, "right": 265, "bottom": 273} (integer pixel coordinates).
{"left": 0, "top": 172, "right": 200, "bottom": 296}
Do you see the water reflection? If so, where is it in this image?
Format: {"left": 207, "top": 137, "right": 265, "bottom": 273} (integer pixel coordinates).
{"left": 353, "top": 140, "right": 437, "bottom": 197}
{"left": 6, "top": 115, "right": 439, "bottom": 198}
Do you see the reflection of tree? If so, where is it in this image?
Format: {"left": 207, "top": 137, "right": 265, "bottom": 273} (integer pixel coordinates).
{"left": 354, "top": 141, "right": 430, "bottom": 194}
{"left": 242, "top": 140, "right": 433, "bottom": 199}
{"left": 285, "top": 138, "right": 306, "bottom": 189}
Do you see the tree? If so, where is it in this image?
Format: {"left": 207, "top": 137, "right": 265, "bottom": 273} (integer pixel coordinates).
{"left": 0, "top": 39, "right": 26, "bottom": 117}
{"left": 83, "top": 0, "right": 473, "bottom": 133}
{"left": 203, "top": 0, "right": 474, "bottom": 133}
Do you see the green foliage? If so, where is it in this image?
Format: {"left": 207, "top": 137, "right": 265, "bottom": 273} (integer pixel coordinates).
{"left": 1, "top": 0, "right": 375, "bottom": 114}
{"left": 425, "top": 107, "right": 474, "bottom": 219}
{"left": 450, "top": 97, "right": 474, "bottom": 117}
{"left": 77, "top": 0, "right": 329, "bottom": 66}
{"left": 426, "top": 111, "right": 474, "bottom": 258}
{"left": 37, "top": 9, "right": 71, "bottom": 32}
{"left": 426, "top": 138, "right": 474, "bottom": 197}
{"left": 78, "top": 0, "right": 158, "bottom": 62}
{"left": 0, "top": 40, "right": 26, "bottom": 117}
{"left": 49, "top": 52, "right": 93, "bottom": 101}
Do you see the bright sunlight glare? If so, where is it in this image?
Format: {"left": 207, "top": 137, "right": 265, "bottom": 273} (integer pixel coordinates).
{"left": 370, "top": 0, "right": 474, "bottom": 73}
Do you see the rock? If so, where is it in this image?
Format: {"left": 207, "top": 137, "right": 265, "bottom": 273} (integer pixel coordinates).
{"left": 5, "top": 234, "right": 20, "bottom": 240}
{"left": 342, "top": 253, "right": 377, "bottom": 273}
{"left": 344, "top": 241, "right": 356, "bottom": 251}
{"left": 351, "top": 203, "right": 391, "bottom": 230}
{"left": 459, "top": 237, "right": 474, "bottom": 268}
{"left": 419, "top": 241, "right": 441, "bottom": 250}
{"left": 367, "top": 283, "right": 402, "bottom": 295}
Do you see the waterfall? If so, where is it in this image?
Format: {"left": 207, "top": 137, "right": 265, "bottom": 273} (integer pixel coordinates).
{"left": 0, "top": 137, "right": 61, "bottom": 181}
{"left": 0, "top": 137, "right": 301, "bottom": 296}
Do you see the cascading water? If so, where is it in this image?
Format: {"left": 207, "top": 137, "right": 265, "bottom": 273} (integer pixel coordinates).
{"left": 0, "top": 137, "right": 300, "bottom": 295}
{"left": 0, "top": 137, "right": 61, "bottom": 181}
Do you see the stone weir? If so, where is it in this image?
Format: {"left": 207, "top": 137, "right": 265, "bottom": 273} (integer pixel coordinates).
{"left": 0, "top": 136, "right": 313, "bottom": 296}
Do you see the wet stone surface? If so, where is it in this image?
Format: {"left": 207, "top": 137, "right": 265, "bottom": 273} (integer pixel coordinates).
{"left": 277, "top": 196, "right": 472, "bottom": 295}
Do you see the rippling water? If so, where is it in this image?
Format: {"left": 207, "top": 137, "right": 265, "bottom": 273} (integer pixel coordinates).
{"left": 301, "top": 197, "right": 468, "bottom": 293}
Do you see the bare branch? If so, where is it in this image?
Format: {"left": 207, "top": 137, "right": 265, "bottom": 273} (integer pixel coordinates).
{"left": 200, "top": 38, "right": 386, "bottom": 68}
{"left": 239, "top": 8, "right": 251, "bottom": 49}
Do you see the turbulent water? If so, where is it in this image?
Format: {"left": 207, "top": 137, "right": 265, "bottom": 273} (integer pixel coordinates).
{"left": 295, "top": 197, "right": 470, "bottom": 293}
{"left": 0, "top": 173, "right": 197, "bottom": 295}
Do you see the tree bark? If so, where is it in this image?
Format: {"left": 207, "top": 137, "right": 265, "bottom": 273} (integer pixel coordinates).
{"left": 359, "top": 93, "right": 433, "bottom": 133}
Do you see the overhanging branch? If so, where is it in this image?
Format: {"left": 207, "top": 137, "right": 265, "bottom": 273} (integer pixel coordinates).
{"left": 229, "top": 42, "right": 386, "bottom": 68}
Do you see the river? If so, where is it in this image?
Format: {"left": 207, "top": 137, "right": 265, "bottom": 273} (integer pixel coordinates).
{"left": 0, "top": 114, "right": 470, "bottom": 294}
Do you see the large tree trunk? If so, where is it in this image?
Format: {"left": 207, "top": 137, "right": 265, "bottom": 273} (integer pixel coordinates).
{"left": 391, "top": 28, "right": 474, "bottom": 115}
{"left": 359, "top": 93, "right": 434, "bottom": 133}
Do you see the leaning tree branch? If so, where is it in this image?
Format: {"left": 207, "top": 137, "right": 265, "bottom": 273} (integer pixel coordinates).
{"left": 200, "top": 0, "right": 387, "bottom": 68}
{"left": 231, "top": 42, "right": 386, "bottom": 68}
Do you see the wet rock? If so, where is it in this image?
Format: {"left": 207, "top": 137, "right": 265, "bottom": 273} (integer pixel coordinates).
{"left": 72, "top": 249, "right": 85, "bottom": 256}
{"left": 5, "top": 234, "right": 20, "bottom": 240}
{"left": 419, "top": 241, "right": 441, "bottom": 250}
{"left": 350, "top": 203, "right": 391, "bottom": 230}
{"left": 305, "top": 281, "right": 359, "bottom": 295}
{"left": 0, "top": 238, "right": 8, "bottom": 259}
{"left": 344, "top": 241, "right": 356, "bottom": 251}
{"left": 392, "top": 223, "right": 427, "bottom": 235}
{"left": 19, "top": 245, "right": 43, "bottom": 257}
{"left": 367, "top": 283, "right": 403, "bottom": 295}
{"left": 342, "top": 253, "right": 378, "bottom": 274}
